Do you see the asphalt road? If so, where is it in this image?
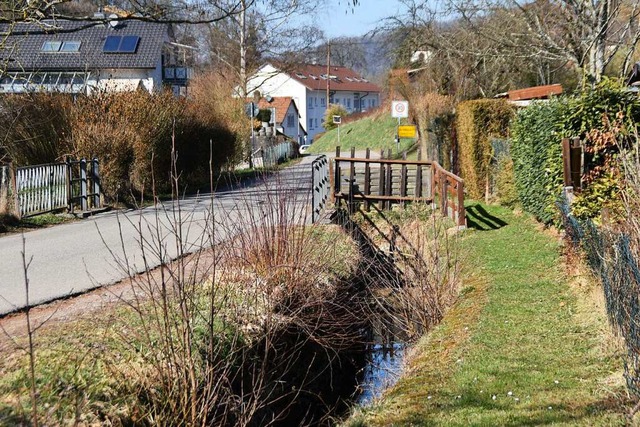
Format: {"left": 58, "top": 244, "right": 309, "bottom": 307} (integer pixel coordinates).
{"left": 0, "top": 159, "right": 318, "bottom": 315}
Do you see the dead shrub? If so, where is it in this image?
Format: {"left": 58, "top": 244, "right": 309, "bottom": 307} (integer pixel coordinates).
{"left": 0, "top": 93, "right": 72, "bottom": 165}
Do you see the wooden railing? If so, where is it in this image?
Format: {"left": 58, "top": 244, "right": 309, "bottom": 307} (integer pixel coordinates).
{"left": 332, "top": 147, "right": 466, "bottom": 227}
{"left": 432, "top": 161, "right": 466, "bottom": 227}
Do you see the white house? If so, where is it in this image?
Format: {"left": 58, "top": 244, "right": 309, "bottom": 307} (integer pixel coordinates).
{"left": 247, "top": 63, "right": 382, "bottom": 142}
{"left": 0, "top": 16, "right": 193, "bottom": 96}
{"left": 254, "top": 96, "right": 307, "bottom": 143}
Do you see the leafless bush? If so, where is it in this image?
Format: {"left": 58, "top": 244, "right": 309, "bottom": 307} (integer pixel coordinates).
{"left": 353, "top": 205, "right": 460, "bottom": 343}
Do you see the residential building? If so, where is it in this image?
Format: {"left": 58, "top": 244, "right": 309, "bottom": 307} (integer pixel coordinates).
{"left": 254, "top": 96, "right": 307, "bottom": 144}
{"left": 247, "top": 62, "right": 382, "bottom": 142}
{"left": 0, "top": 15, "right": 193, "bottom": 95}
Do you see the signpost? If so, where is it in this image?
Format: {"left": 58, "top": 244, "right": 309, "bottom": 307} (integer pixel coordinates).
{"left": 391, "top": 101, "right": 410, "bottom": 151}
{"left": 245, "top": 102, "right": 259, "bottom": 168}
{"left": 333, "top": 115, "right": 342, "bottom": 146}
{"left": 398, "top": 125, "right": 416, "bottom": 139}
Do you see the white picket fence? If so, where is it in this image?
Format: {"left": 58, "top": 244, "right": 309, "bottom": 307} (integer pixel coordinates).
{"left": 16, "top": 163, "right": 68, "bottom": 217}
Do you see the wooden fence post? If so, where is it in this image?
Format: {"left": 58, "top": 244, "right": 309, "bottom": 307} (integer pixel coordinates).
{"left": 378, "top": 149, "right": 385, "bottom": 211}
{"left": 80, "top": 158, "right": 88, "bottom": 212}
{"left": 364, "top": 148, "right": 371, "bottom": 212}
{"left": 92, "top": 158, "right": 101, "bottom": 209}
{"left": 334, "top": 146, "right": 341, "bottom": 208}
{"left": 349, "top": 147, "right": 356, "bottom": 214}
{"left": 10, "top": 163, "right": 19, "bottom": 219}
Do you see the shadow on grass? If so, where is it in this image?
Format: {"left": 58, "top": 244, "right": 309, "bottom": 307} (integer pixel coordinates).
{"left": 466, "top": 204, "right": 508, "bottom": 231}
{"left": 409, "top": 390, "right": 629, "bottom": 427}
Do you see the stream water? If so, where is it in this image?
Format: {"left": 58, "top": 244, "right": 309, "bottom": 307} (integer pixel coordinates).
{"left": 357, "top": 342, "right": 406, "bottom": 406}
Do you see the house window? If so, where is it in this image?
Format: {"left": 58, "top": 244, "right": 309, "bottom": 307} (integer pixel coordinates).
{"left": 315, "top": 118, "right": 319, "bottom": 128}
{"left": 321, "top": 97, "right": 325, "bottom": 107}
{"left": 287, "top": 114, "right": 295, "bottom": 127}
{"left": 309, "top": 119, "right": 313, "bottom": 130}
{"left": 314, "top": 97, "right": 318, "bottom": 106}
{"left": 354, "top": 93, "right": 360, "bottom": 111}
{"left": 308, "top": 97, "right": 313, "bottom": 109}
{"left": 347, "top": 99, "right": 351, "bottom": 108}
{"left": 103, "top": 35, "right": 140, "bottom": 53}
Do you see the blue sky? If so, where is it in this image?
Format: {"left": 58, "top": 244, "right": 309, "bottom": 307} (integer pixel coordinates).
{"left": 320, "top": 0, "right": 405, "bottom": 38}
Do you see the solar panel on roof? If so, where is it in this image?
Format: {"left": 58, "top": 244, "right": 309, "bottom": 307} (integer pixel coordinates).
{"left": 119, "top": 36, "right": 139, "bottom": 53}
{"left": 103, "top": 36, "right": 121, "bottom": 52}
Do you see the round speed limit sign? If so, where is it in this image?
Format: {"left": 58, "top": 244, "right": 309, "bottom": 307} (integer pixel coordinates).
{"left": 392, "top": 101, "right": 409, "bottom": 118}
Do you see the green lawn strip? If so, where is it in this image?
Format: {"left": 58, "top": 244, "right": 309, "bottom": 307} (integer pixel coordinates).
{"left": 349, "top": 203, "right": 625, "bottom": 426}
{"left": 308, "top": 115, "right": 415, "bottom": 154}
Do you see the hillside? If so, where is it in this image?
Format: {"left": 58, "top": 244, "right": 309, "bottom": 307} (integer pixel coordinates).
{"left": 308, "top": 114, "right": 416, "bottom": 154}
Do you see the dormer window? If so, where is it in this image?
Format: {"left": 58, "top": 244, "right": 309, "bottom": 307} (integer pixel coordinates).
{"left": 295, "top": 72, "right": 307, "bottom": 79}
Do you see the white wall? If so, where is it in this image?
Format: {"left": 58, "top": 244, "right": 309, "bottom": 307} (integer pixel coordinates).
{"left": 247, "top": 64, "right": 310, "bottom": 139}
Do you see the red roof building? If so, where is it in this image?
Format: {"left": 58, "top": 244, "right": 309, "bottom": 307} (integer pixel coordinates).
{"left": 247, "top": 62, "right": 382, "bottom": 142}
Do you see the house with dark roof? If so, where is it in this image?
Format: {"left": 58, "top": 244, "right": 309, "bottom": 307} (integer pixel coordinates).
{"left": 0, "top": 15, "right": 193, "bottom": 95}
{"left": 254, "top": 96, "right": 306, "bottom": 143}
{"left": 247, "top": 62, "right": 382, "bottom": 142}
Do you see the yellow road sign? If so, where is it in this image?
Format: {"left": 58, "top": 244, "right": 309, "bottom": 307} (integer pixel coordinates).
{"left": 398, "top": 125, "right": 417, "bottom": 138}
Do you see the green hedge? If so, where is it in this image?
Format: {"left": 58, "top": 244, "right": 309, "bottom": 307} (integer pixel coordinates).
{"left": 456, "top": 99, "right": 514, "bottom": 199}
{"left": 511, "top": 79, "right": 640, "bottom": 224}
{"left": 510, "top": 100, "right": 566, "bottom": 223}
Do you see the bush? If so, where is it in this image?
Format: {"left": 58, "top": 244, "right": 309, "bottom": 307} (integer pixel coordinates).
{"left": 455, "top": 99, "right": 514, "bottom": 199}
{"left": 0, "top": 93, "right": 73, "bottom": 165}
{"left": 495, "top": 157, "right": 518, "bottom": 207}
{"left": 0, "top": 87, "right": 240, "bottom": 205}
{"left": 323, "top": 104, "right": 348, "bottom": 131}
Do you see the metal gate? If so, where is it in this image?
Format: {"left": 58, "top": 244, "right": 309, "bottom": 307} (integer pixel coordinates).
{"left": 311, "top": 155, "right": 330, "bottom": 223}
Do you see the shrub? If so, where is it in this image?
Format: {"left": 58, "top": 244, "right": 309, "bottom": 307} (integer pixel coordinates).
{"left": 323, "top": 104, "right": 348, "bottom": 131}
{"left": 495, "top": 157, "right": 518, "bottom": 207}
{"left": 0, "top": 93, "right": 73, "bottom": 165}
{"left": 455, "top": 99, "right": 514, "bottom": 199}
{"left": 411, "top": 93, "right": 454, "bottom": 163}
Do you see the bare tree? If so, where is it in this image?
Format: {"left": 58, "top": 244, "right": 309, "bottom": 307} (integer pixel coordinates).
{"left": 435, "top": 0, "right": 640, "bottom": 85}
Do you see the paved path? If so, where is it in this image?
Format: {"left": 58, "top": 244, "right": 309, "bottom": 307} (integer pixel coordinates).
{"left": 0, "top": 160, "right": 318, "bottom": 315}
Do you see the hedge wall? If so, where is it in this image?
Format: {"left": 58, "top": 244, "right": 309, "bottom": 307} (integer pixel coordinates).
{"left": 510, "top": 79, "right": 640, "bottom": 224}
{"left": 510, "top": 100, "right": 566, "bottom": 224}
{"left": 456, "top": 99, "right": 514, "bottom": 199}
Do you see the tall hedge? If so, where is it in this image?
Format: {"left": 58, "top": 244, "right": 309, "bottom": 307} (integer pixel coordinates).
{"left": 510, "top": 79, "right": 640, "bottom": 224}
{"left": 456, "top": 99, "right": 514, "bottom": 199}
{"left": 510, "top": 100, "right": 567, "bottom": 224}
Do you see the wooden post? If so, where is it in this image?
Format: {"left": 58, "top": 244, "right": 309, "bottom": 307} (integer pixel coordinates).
{"left": 10, "top": 162, "right": 19, "bottom": 219}
{"left": 561, "top": 137, "right": 572, "bottom": 187}
{"left": 400, "top": 151, "right": 408, "bottom": 208}
{"left": 80, "top": 158, "right": 87, "bottom": 212}
{"left": 92, "top": 158, "right": 101, "bottom": 209}
{"left": 457, "top": 179, "right": 466, "bottom": 227}
{"left": 570, "top": 137, "right": 582, "bottom": 191}
{"left": 364, "top": 148, "right": 371, "bottom": 211}
{"left": 386, "top": 149, "right": 392, "bottom": 210}
{"left": 415, "top": 149, "right": 423, "bottom": 199}
{"left": 334, "top": 146, "right": 341, "bottom": 207}
{"left": 349, "top": 147, "right": 356, "bottom": 214}
{"left": 431, "top": 163, "right": 437, "bottom": 209}
{"left": 441, "top": 176, "right": 448, "bottom": 217}
{"left": 378, "top": 149, "right": 385, "bottom": 210}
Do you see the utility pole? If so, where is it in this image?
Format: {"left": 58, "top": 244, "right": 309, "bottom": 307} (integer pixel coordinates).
{"left": 326, "top": 41, "right": 331, "bottom": 107}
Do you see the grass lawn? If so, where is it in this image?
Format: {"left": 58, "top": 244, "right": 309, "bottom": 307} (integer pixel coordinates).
{"left": 348, "top": 203, "right": 627, "bottom": 426}
{"left": 308, "top": 114, "right": 416, "bottom": 155}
